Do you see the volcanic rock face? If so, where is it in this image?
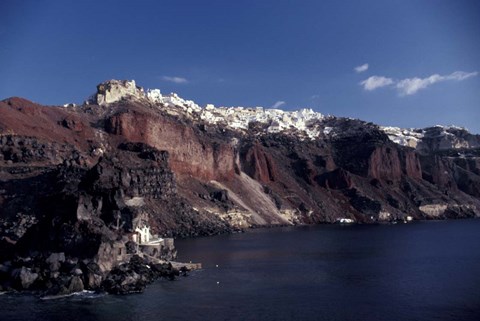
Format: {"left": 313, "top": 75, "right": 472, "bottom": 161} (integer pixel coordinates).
{"left": 241, "top": 143, "right": 278, "bottom": 183}
{"left": 1, "top": 79, "right": 480, "bottom": 293}
{"left": 104, "top": 110, "right": 237, "bottom": 180}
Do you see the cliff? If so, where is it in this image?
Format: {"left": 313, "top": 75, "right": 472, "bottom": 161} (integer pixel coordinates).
{"left": 1, "top": 79, "right": 479, "bottom": 293}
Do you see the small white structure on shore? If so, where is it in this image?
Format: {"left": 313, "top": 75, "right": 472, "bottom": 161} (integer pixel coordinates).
{"left": 133, "top": 224, "right": 165, "bottom": 246}
{"left": 134, "top": 225, "right": 152, "bottom": 244}
{"left": 337, "top": 218, "right": 355, "bottom": 224}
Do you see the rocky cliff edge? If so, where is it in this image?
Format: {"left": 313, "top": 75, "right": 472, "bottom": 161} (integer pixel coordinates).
{"left": 1, "top": 79, "right": 479, "bottom": 293}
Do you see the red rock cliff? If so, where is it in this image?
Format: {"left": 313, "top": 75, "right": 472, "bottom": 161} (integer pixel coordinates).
{"left": 106, "top": 110, "right": 236, "bottom": 181}
{"left": 368, "top": 146, "right": 403, "bottom": 181}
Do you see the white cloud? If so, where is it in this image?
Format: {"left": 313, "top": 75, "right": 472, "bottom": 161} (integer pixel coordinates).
{"left": 354, "top": 63, "right": 369, "bottom": 73}
{"left": 271, "top": 101, "right": 286, "bottom": 109}
{"left": 162, "top": 76, "right": 188, "bottom": 84}
{"left": 396, "top": 75, "right": 441, "bottom": 96}
{"left": 360, "top": 71, "right": 478, "bottom": 95}
{"left": 396, "top": 71, "right": 478, "bottom": 96}
{"left": 360, "top": 76, "right": 394, "bottom": 91}
{"left": 445, "top": 71, "right": 478, "bottom": 81}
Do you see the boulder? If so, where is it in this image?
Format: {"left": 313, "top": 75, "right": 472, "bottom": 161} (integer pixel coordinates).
{"left": 46, "top": 253, "right": 65, "bottom": 272}
{"left": 72, "top": 268, "right": 83, "bottom": 276}
{"left": 68, "top": 276, "right": 84, "bottom": 293}
{"left": 12, "top": 266, "right": 38, "bottom": 289}
{"left": 81, "top": 261, "right": 103, "bottom": 290}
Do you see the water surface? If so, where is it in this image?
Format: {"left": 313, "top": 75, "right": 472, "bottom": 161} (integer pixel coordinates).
{"left": 1, "top": 220, "right": 480, "bottom": 321}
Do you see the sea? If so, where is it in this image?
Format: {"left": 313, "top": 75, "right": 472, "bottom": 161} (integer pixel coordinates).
{"left": 1, "top": 219, "right": 479, "bottom": 321}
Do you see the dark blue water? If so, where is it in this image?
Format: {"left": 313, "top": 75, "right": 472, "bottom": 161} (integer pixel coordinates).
{"left": 1, "top": 220, "right": 480, "bottom": 321}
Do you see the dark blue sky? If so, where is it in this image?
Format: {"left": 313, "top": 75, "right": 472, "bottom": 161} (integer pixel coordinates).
{"left": 1, "top": 0, "right": 479, "bottom": 132}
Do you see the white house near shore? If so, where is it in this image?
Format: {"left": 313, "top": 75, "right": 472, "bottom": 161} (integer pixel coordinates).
{"left": 133, "top": 225, "right": 152, "bottom": 244}
{"left": 133, "top": 224, "right": 165, "bottom": 245}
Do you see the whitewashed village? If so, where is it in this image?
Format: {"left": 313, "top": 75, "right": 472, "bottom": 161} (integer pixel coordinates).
{"left": 81, "top": 80, "right": 471, "bottom": 150}
{"left": 84, "top": 80, "right": 327, "bottom": 139}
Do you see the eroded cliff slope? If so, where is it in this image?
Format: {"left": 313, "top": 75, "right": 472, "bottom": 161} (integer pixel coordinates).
{"left": 1, "top": 80, "right": 480, "bottom": 290}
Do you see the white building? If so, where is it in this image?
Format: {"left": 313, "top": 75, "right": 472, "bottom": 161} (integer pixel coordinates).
{"left": 134, "top": 225, "right": 152, "bottom": 244}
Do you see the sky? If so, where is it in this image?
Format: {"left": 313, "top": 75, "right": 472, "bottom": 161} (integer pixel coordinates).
{"left": 1, "top": 0, "right": 479, "bottom": 132}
